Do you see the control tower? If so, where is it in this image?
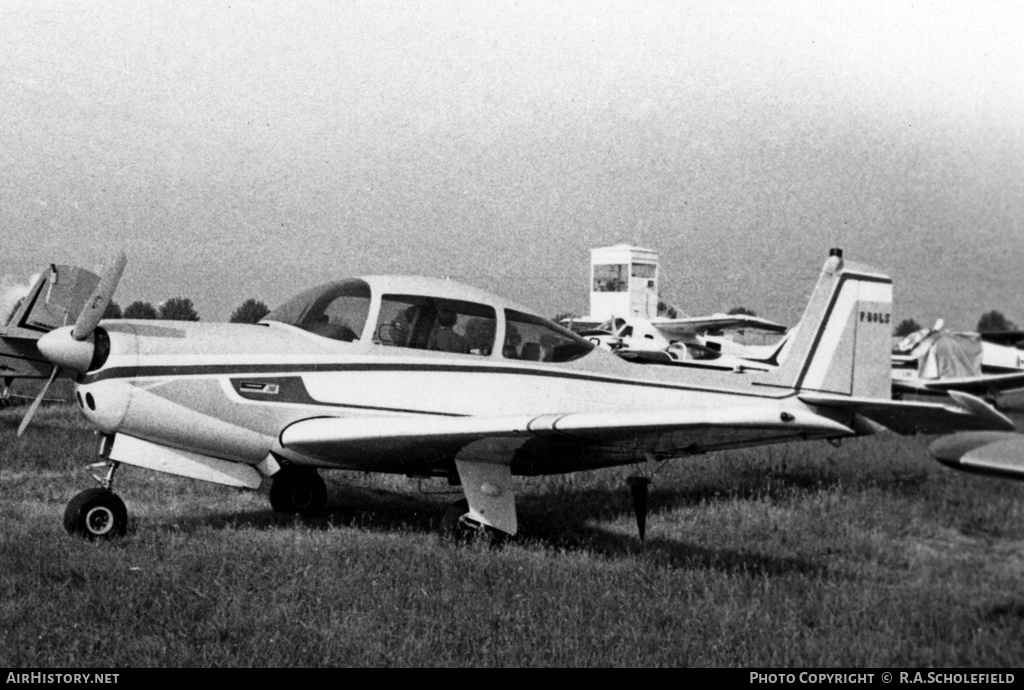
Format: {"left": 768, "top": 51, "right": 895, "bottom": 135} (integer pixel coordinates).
{"left": 587, "top": 244, "right": 660, "bottom": 321}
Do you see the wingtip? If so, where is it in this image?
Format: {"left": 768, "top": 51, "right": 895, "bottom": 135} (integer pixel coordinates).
{"left": 946, "top": 390, "right": 1017, "bottom": 432}
{"left": 929, "top": 431, "right": 1024, "bottom": 482}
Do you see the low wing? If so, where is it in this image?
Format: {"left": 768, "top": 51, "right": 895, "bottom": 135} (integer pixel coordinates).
{"left": 279, "top": 392, "right": 1013, "bottom": 470}
{"left": 278, "top": 406, "right": 857, "bottom": 534}
{"left": 799, "top": 390, "right": 1016, "bottom": 435}
{"left": 652, "top": 314, "right": 787, "bottom": 340}
{"left": 891, "top": 371, "right": 1024, "bottom": 396}
{"left": 278, "top": 393, "right": 1013, "bottom": 534}
{"left": 930, "top": 431, "right": 1024, "bottom": 481}
{"left": 278, "top": 405, "right": 854, "bottom": 459}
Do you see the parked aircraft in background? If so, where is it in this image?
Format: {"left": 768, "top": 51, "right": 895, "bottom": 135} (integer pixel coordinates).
{"left": 567, "top": 313, "right": 789, "bottom": 373}
{"left": 1, "top": 264, "right": 99, "bottom": 408}
{"left": 891, "top": 321, "right": 1024, "bottom": 406}
{"left": 564, "top": 244, "right": 789, "bottom": 372}
{"left": 18, "top": 249, "right": 1015, "bottom": 543}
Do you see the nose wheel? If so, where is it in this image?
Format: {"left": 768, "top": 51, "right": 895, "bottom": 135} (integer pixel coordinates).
{"left": 64, "top": 488, "right": 128, "bottom": 540}
{"left": 64, "top": 458, "right": 128, "bottom": 540}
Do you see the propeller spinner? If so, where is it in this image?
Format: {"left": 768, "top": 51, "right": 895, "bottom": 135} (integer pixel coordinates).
{"left": 17, "top": 252, "right": 126, "bottom": 437}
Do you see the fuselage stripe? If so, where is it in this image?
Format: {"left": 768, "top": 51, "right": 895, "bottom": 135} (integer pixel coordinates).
{"left": 79, "top": 360, "right": 798, "bottom": 399}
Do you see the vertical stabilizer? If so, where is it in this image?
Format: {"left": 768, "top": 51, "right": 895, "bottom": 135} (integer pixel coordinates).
{"left": 0, "top": 264, "right": 101, "bottom": 380}
{"left": 0, "top": 265, "right": 100, "bottom": 339}
{"left": 760, "top": 249, "right": 892, "bottom": 399}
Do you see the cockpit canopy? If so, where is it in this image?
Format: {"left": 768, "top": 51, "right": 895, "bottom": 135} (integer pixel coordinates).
{"left": 263, "top": 277, "right": 595, "bottom": 363}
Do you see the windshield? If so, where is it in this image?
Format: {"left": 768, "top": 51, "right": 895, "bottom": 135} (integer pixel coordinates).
{"left": 264, "top": 279, "right": 371, "bottom": 342}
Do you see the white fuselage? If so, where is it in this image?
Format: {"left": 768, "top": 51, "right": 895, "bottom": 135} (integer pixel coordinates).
{"left": 71, "top": 320, "right": 845, "bottom": 477}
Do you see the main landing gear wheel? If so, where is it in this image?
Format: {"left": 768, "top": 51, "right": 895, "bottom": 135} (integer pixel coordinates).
{"left": 439, "top": 499, "right": 506, "bottom": 546}
{"left": 269, "top": 468, "right": 327, "bottom": 515}
{"left": 64, "top": 488, "right": 128, "bottom": 540}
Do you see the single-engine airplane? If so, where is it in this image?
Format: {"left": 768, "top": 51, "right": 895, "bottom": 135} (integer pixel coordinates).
{"left": 573, "top": 313, "right": 790, "bottom": 373}
{"left": 1, "top": 264, "right": 100, "bottom": 409}
{"left": 19, "top": 249, "right": 1016, "bottom": 542}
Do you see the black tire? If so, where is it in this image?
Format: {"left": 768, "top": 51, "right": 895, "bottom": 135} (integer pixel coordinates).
{"left": 439, "top": 499, "right": 507, "bottom": 546}
{"left": 440, "top": 499, "right": 471, "bottom": 535}
{"left": 64, "top": 488, "right": 128, "bottom": 540}
{"left": 269, "top": 468, "right": 327, "bottom": 515}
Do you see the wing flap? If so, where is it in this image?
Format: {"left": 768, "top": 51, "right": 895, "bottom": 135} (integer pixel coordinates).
{"left": 541, "top": 405, "right": 853, "bottom": 441}
{"left": 799, "top": 390, "right": 1016, "bottom": 435}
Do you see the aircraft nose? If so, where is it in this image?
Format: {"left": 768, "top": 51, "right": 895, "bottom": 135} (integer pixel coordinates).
{"left": 38, "top": 326, "right": 95, "bottom": 373}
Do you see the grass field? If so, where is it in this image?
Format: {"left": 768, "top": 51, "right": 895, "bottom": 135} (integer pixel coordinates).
{"left": 2, "top": 402, "right": 1023, "bottom": 667}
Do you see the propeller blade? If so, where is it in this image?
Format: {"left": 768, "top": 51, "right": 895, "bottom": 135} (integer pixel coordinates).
{"left": 72, "top": 251, "right": 126, "bottom": 342}
{"left": 17, "top": 366, "right": 60, "bottom": 437}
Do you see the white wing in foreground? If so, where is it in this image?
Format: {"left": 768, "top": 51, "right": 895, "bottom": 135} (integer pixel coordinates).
{"left": 930, "top": 431, "right": 1024, "bottom": 481}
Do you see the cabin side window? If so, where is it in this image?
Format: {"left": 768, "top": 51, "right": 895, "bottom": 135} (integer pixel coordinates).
{"left": 503, "top": 310, "right": 595, "bottom": 362}
{"left": 375, "top": 295, "right": 496, "bottom": 356}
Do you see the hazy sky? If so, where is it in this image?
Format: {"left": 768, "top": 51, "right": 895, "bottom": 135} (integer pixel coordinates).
{"left": 2, "top": 1, "right": 1021, "bottom": 329}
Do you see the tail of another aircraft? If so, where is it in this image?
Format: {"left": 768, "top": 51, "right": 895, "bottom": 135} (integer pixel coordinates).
{"left": 1, "top": 265, "right": 100, "bottom": 339}
{"left": 0, "top": 264, "right": 100, "bottom": 380}
{"left": 760, "top": 249, "right": 893, "bottom": 399}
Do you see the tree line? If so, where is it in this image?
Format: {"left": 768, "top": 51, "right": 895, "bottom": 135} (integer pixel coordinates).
{"left": 102, "top": 298, "right": 270, "bottom": 324}
{"left": 893, "top": 310, "right": 1019, "bottom": 337}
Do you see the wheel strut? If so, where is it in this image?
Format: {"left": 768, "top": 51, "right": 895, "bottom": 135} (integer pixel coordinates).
{"left": 86, "top": 460, "right": 121, "bottom": 490}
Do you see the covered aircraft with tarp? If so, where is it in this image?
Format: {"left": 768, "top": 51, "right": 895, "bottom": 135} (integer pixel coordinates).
{"left": 892, "top": 321, "right": 1024, "bottom": 405}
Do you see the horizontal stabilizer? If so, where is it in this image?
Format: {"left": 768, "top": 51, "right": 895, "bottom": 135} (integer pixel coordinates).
{"left": 929, "top": 432, "right": 1024, "bottom": 481}
{"left": 799, "top": 390, "right": 1016, "bottom": 435}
